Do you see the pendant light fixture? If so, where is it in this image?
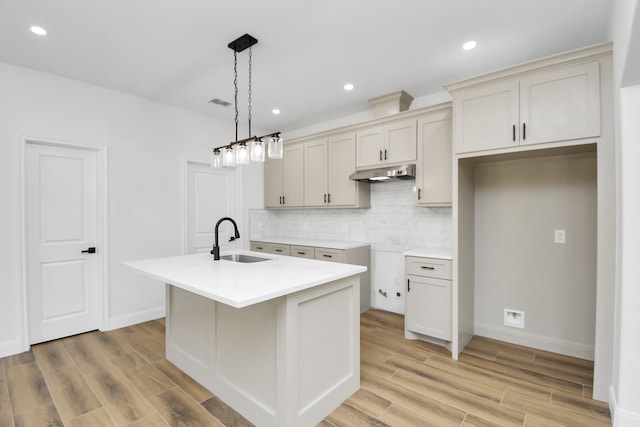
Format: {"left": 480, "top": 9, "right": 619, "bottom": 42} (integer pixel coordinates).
{"left": 211, "top": 34, "right": 282, "bottom": 168}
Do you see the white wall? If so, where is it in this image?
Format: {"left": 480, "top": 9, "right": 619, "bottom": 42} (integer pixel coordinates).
{"left": 249, "top": 180, "right": 453, "bottom": 313}
{"left": 0, "top": 62, "right": 243, "bottom": 356}
{"left": 609, "top": 0, "right": 640, "bottom": 424}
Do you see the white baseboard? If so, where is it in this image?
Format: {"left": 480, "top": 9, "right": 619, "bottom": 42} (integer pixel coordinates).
{"left": 106, "top": 306, "right": 165, "bottom": 331}
{"left": 610, "top": 385, "right": 640, "bottom": 426}
{"left": 474, "top": 322, "right": 595, "bottom": 360}
{"left": 0, "top": 339, "right": 27, "bottom": 359}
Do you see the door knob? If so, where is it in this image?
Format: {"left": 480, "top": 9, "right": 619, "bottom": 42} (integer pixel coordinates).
{"left": 81, "top": 247, "right": 96, "bottom": 254}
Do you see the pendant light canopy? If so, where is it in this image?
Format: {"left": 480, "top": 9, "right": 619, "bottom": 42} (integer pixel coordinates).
{"left": 211, "top": 34, "right": 282, "bottom": 168}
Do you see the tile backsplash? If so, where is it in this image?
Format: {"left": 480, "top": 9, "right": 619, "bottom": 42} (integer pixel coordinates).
{"left": 249, "top": 180, "right": 452, "bottom": 252}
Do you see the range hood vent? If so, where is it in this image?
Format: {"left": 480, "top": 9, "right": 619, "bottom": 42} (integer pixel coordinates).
{"left": 349, "top": 164, "right": 416, "bottom": 182}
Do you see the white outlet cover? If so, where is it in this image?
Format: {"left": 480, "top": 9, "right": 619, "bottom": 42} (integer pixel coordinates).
{"left": 504, "top": 309, "right": 525, "bottom": 328}
{"left": 554, "top": 229, "right": 566, "bottom": 244}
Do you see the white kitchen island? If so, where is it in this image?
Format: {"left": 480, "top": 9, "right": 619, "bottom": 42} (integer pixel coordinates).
{"left": 124, "top": 250, "right": 366, "bottom": 427}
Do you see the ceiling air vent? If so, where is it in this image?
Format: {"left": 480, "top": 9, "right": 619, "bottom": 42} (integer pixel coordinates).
{"left": 209, "top": 98, "right": 232, "bottom": 107}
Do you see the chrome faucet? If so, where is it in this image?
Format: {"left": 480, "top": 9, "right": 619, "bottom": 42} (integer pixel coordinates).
{"left": 211, "top": 217, "right": 240, "bottom": 260}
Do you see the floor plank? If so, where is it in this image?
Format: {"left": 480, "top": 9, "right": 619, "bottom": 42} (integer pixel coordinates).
{"left": 149, "top": 387, "right": 224, "bottom": 427}
{"left": 65, "top": 408, "right": 116, "bottom": 427}
{"left": 5, "top": 361, "right": 54, "bottom": 415}
{"left": 41, "top": 364, "right": 102, "bottom": 421}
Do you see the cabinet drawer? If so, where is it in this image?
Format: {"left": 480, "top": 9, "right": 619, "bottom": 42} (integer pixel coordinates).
{"left": 315, "top": 248, "right": 345, "bottom": 263}
{"left": 290, "top": 245, "right": 315, "bottom": 259}
{"left": 270, "top": 244, "right": 290, "bottom": 256}
{"left": 250, "top": 241, "right": 271, "bottom": 253}
{"left": 405, "top": 256, "right": 451, "bottom": 279}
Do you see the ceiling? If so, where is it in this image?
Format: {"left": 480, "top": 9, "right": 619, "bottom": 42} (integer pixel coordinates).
{"left": 0, "top": 0, "right": 613, "bottom": 134}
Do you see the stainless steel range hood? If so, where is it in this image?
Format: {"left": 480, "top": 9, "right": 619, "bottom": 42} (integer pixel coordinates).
{"left": 349, "top": 164, "right": 416, "bottom": 182}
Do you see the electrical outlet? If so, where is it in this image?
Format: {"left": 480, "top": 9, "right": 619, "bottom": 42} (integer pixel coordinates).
{"left": 554, "top": 229, "right": 566, "bottom": 244}
{"left": 504, "top": 309, "right": 525, "bottom": 328}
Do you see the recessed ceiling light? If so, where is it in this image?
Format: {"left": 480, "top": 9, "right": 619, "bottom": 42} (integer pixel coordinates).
{"left": 344, "top": 83, "right": 354, "bottom": 91}
{"left": 30, "top": 26, "right": 47, "bottom": 36}
{"left": 272, "top": 109, "right": 281, "bottom": 115}
{"left": 463, "top": 40, "right": 477, "bottom": 50}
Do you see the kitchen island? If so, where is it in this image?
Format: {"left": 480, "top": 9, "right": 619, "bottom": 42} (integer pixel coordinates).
{"left": 124, "top": 250, "right": 366, "bottom": 427}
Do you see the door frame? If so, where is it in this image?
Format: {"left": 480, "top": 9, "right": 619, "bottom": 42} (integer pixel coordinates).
{"left": 181, "top": 157, "right": 244, "bottom": 255}
{"left": 20, "top": 136, "right": 108, "bottom": 351}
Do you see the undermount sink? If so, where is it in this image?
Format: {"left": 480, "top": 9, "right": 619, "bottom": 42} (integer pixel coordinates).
{"left": 220, "top": 254, "right": 269, "bottom": 263}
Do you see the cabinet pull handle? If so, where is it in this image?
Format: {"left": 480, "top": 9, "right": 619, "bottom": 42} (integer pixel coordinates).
{"left": 512, "top": 124, "right": 516, "bottom": 141}
{"left": 421, "top": 266, "right": 435, "bottom": 270}
{"left": 282, "top": 196, "right": 285, "bottom": 205}
{"left": 275, "top": 249, "right": 283, "bottom": 252}
{"left": 297, "top": 251, "right": 306, "bottom": 255}
{"left": 384, "top": 149, "right": 388, "bottom": 160}
{"left": 324, "top": 193, "right": 327, "bottom": 203}
{"left": 407, "top": 278, "right": 411, "bottom": 292}
{"left": 327, "top": 193, "right": 331, "bottom": 203}
{"left": 379, "top": 150, "right": 382, "bottom": 161}
{"left": 418, "top": 188, "right": 421, "bottom": 200}
{"left": 323, "top": 254, "right": 332, "bottom": 258}
{"left": 523, "top": 123, "right": 526, "bottom": 140}
{"left": 256, "top": 246, "right": 264, "bottom": 250}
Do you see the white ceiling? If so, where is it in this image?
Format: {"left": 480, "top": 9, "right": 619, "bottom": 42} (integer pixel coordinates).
{"left": 0, "top": 0, "right": 613, "bottom": 134}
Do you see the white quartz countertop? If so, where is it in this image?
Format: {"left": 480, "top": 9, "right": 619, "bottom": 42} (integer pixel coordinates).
{"left": 403, "top": 247, "right": 453, "bottom": 260}
{"left": 251, "top": 237, "right": 369, "bottom": 250}
{"left": 123, "top": 250, "right": 367, "bottom": 308}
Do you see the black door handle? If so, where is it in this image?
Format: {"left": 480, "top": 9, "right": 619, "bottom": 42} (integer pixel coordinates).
{"left": 81, "top": 247, "right": 96, "bottom": 254}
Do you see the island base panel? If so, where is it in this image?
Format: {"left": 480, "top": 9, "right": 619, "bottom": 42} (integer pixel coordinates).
{"left": 165, "top": 275, "right": 360, "bottom": 427}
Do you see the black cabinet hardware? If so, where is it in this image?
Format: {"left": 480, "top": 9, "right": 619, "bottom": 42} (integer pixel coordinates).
{"left": 523, "top": 122, "right": 526, "bottom": 140}
{"left": 513, "top": 124, "right": 516, "bottom": 141}
{"left": 81, "top": 247, "right": 96, "bottom": 254}
{"left": 420, "top": 265, "right": 435, "bottom": 270}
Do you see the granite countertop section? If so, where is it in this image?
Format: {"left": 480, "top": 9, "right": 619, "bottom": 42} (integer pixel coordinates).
{"left": 124, "top": 250, "right": 366, "bottom": 308}
{"left": 403, "top": 247, "right": 453, "bottom": 260}
{"left": 251, "top": 237, "right": 370, "bottom": 250}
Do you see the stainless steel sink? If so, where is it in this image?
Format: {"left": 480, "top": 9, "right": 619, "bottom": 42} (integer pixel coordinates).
{"left": 220, "top": 254, "right": 269, "bottom": 263}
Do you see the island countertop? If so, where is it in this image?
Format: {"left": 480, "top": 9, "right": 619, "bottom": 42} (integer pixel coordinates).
{"left": 123, "top": 250, "right": 367, "bottom": 308}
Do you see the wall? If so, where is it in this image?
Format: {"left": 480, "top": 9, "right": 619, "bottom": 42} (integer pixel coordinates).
{"left": 249, "top": 180, "right": 452, "bottom": 313}
{"left": 609, "top": 0, "right": 640, "bottom": 424}
{"left": 0, "top": 62, "right": 241, "bottom": 357}
{"left": 473, "top": 152, "right": 597, "bottom": 359}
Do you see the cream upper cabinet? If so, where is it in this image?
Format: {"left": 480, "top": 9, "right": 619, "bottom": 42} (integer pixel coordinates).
{"left": 283, "top": 142, "right": 304, "bottom": 207}
{"left": 355, "top": 118, "right": 417, "bottom": 168}
{"left": 304, "top": 132, "right": 369, "bottom": 208}
{"left": 264, "top": 142, "right": 304, "bottom": 208}
{"left": 416, "top": 108, "right": 452, "bottom": 207}
{"left": 452, "top": 61, "right": 601, "bottom": 154}
{"left": 264, "top": 156, "right": 283, "bottom": 208}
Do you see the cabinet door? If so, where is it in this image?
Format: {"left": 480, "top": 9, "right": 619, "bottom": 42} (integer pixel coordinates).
{"left": 406, "top": 275, "right": 452, "bottom": 340}
{"left": 520, "top": 62, "right": 600, "bottom": 145}
{"left": 264, "top": 156, "right": 283, "bottom": 208}
{"left": 328, "top": 132, "right": 358, "bottom": 206}
{"left": 304, "top": 139, "right": 328, "bottom": 206}
{"left": 385, "top": 118, "right": 417, "bottom": 164}
{"left": 283, "top": 143, "right": 304, "bottom": 207}
{"left": 453, "top": 80, "right": 519, "bottom": 154}
{"left": 355, "top": 126, "right": 385, "bottom": 168}
{"left": 416, "top": 111, "right": 452, "bottom": 206}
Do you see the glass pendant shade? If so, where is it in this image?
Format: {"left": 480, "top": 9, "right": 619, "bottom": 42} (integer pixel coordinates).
{"left": 223, "top": 147, "right": 236, "bottom": 167}
{"left": 250, "top": 139, "right": 265, "bottom": 162}
{"left": 268, "top": 135, "right": 283, "bottom": 159}
{"left": 211, "top": 150, "right": 222, "bottom": 168}
{"left": 235, "top": 143, "right": 250, "bottom": 165}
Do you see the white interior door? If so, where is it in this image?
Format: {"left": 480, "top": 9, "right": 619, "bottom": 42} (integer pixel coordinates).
{"left": 25, "top": 141, "right": 102, "bottom": 344}
{"left": 186, "top": 161, "right": 237, "bottom": 254}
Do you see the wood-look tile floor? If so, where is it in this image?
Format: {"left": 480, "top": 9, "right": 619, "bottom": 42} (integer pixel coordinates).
{"left": 0, "top": 310, "right": 610, "bottom": 426}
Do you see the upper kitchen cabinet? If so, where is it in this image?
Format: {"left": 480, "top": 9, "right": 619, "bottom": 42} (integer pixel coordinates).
{"left": 264, "top": 142, "right": 304, "bottom": 208}
{"left": 449, "top": 56, "right": 602, "bottom": 155}
{"left": 355, "top": 118, "right": 417, "bottom": 169}
{"left": 416, "top": 106, "right": 452, "bottom": 207}
{"left": 304, "top": 132, "right": 370, "bottom": 208}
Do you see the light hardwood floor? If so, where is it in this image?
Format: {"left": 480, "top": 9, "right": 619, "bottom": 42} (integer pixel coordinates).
{"left": 0, "top": 310, "right": 610, "bottom": 426}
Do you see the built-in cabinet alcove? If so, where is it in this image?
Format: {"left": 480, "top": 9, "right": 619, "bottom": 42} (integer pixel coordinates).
{"left": 469, "top": 146, "right": 597, "bottom": 358}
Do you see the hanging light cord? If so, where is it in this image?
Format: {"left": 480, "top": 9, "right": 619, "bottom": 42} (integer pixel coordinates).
{"left": 233, "top": 50, "right": 239, "bottom": 142}
{"left": 248, "top": 47, "right": 252, "bottom": 138}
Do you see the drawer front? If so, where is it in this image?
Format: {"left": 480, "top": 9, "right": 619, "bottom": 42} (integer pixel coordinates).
{"left": 290, "top": 245, "right": 315, "bottom": 259}
{"left": 250, "top": 241, "right": 272, "bottom": 253}
{"left": 270, "top": 243, "right": 290, "bottom": 256}
{"left": 405, "top": 256, "right": 452, "bottom": 279}
{"left": 315, "top": 248, "right": 345, "bottom": 263}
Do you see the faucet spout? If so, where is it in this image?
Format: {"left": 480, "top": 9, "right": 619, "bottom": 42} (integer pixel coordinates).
{"left": 211, "top": 217, "right": 240, "bottom": 260}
